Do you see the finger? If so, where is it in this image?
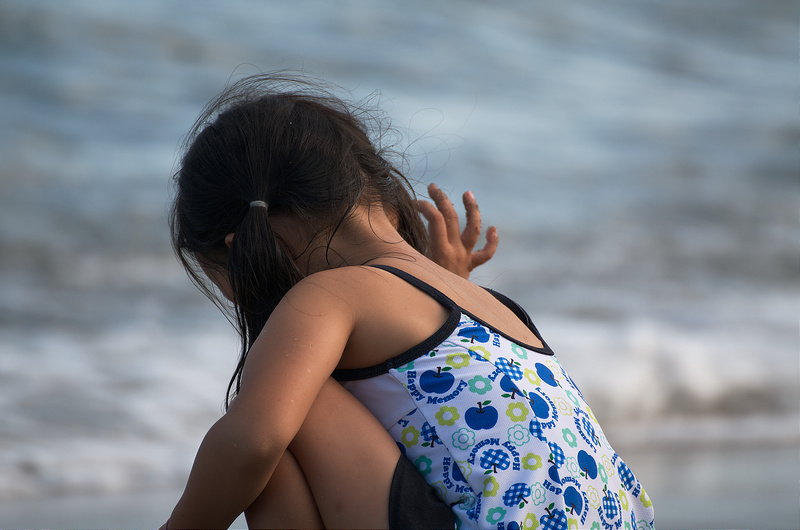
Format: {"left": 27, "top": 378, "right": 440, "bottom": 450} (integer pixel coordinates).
{"left": 470, "top": 226, "right": 498, "bottom": 268}
{"left": 428, "top": 183, "right": 461, "bottom": 243}
{"left": 415, "top": 199, "right": 449, "bottom": 247}
{"left": 461, "top": 190, "right": 482, "bottom": 251}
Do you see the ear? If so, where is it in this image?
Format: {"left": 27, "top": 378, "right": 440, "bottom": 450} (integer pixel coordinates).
{"left": 225, "top": 233, "right": 234, "bottom": 248}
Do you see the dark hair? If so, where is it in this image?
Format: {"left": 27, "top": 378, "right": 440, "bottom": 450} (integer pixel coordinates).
{"left": 170, "top": 72, "right": 428, "bottom": 407}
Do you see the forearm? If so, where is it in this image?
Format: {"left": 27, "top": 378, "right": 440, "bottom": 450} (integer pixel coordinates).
{"left": 167, "top": 414, "right": 283, "bottom": 529}
{"left": 164, "top": 282, "right": 351, "bottom": 528}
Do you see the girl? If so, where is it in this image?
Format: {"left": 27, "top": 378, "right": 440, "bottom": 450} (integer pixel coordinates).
{"left": 164, "top": 73, "right": 655, "bottom": 529}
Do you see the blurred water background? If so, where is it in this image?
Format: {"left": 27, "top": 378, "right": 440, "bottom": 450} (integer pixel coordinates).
{"left": 0, "top": 1, "right": 797, "bottom": 528}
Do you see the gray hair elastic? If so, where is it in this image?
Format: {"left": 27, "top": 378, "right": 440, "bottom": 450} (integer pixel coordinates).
{"left": 249, "top": 200, "right": 269, "bottom": 210}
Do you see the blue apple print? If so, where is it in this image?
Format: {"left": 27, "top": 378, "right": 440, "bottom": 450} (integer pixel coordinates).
{"left": 564, "top": 486, "right": 583, "bottom": 515}
{"left": 499, "top": 375, "right": 521, "bottom": 399}
{"left": 458, "top": 324, "right": 490, "bottom": 343}
{"left": 618, "top": 461, "right": 636, "bottom": 490}
{"left": 548, "top": 464, "right": 562, "bottom": 484}
{"left": 507, "top": 523, "right": 520, "bottom": 530}
{"left": 419, "top": 366, "right": 454, "bottom": 394}
{"left": 465, "top": 401, "right": 499, "bottom": 430}
{"left": 529, "top": 393, "right": 550, "bottom": 419}
{"left": 603, "top": 490, "right": 619, "bottom": 520}
{"left": 540, "top": 506, "right": 568, "bottom": 530}
{"left": 479, "top": 448, "right": 511, "bottom": 473}
{"left": 578, "top": 415, "right": 600, "bottom": 447}
{"left": 529, "top": 417, "right": 546, "bottom": 440}
{"left": 502, "top": 483, "right": 532, "bottom": 509}
{"left": 577, "top": 450, "right": 597, "bottom": 479}
{"left": 500, "top": 375, "right": 516, "bottom": 392}
{"left": 548, "top": 442, "right": 565, "bottom": 468}
{"left": 535, "top": 363, "right": 558, "bottom": 387}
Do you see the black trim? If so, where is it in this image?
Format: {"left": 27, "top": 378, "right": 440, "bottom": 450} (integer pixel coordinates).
{"left": 332, "top": 265, "right": 553, "bottom": 382}
{"left": 481, "top": 288, "right": 553, "bottom": 354}
{"left": 333, "top": 307, "right": 460, "bottom": 381}
{"left": 484, "top": 288, "right": 533, "bottom": 328}
{"left": 367, "top": 264, "right": 459, "bottom": 308}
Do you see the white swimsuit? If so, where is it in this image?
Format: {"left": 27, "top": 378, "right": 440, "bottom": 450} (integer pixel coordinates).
{"left": 333, "top": 265, "right": 655, "bottom": 530}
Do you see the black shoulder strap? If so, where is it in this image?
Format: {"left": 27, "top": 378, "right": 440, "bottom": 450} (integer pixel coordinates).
{"left": 484, "top": 288, "right": 533, "bottom": 328}
{"left": 367, "top": 264, "right": 552, "bottom": 355}
{"left": 367, "top": 264, "right": 457, "bottom": 309}
{"left": 484, "top": 287, "right": 550, "bottom": 349}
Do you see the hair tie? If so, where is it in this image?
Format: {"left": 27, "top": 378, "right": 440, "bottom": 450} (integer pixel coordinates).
{"left": 249, "top": 200, "right": 269, "bottom": 210}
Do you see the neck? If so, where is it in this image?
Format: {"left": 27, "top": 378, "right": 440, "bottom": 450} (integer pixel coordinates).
{"left": 273, "top": 203, "right": 423, "bottom": 275}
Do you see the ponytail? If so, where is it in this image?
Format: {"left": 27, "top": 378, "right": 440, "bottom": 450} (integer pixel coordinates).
{"left": 224, "top": 201, "right": 303, "bottom": 407}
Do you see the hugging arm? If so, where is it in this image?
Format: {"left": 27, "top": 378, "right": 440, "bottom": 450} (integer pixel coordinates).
{"left": 417, "top": 183, "right": 499, "bottom": 278}
{"left": 163, "top": 277, "right": 395, "bottom": 529}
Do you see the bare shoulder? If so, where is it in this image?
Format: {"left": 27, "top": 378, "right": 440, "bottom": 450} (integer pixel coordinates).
{"left": 278, "top": 266, "right": 386, "bottom": 319}
{"left": 239, "top": 268, "right": 377, "bottom": 390}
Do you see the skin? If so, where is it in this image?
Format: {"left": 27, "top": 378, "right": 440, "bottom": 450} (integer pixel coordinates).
{"left": 416, "top": 183, "right": 499, "bottom": 279}
{"left": 163, "top": 188, "right": 525, "bottom": 529}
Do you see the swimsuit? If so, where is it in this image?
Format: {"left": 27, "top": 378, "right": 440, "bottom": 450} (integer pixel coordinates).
{"left": 334, "top": 265, "right": 655, "bottom": 530}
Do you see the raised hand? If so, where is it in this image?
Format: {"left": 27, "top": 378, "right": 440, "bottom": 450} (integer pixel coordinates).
{"left": 417, "top": 183, "right": 499, "bottom": 279}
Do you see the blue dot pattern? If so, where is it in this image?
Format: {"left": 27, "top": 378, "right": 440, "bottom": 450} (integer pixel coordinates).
{"left": 383, "top": 312, "right": 655, "bottom": 529}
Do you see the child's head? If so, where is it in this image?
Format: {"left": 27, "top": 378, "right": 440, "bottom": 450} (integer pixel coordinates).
{"left": 170, "top": 72, "right": 428, "bottom": 401}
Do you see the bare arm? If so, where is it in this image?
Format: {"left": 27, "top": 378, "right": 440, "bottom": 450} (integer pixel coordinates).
{"left": 164, "top": 276, "right": 353, "bottom": 529}
{"left": 417, "top": 183, "right": 499, "bottom": 279}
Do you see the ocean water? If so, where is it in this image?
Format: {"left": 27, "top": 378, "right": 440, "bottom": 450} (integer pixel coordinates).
{"left": 1, "top": 0, "right": 797, "bottom": 527}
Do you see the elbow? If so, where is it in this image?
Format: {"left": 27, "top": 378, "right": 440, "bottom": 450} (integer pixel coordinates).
{"left": 208, "top": 414, "right": 289, "bottom": 482}
{"left": 232, "top": 429, "right": 287, "bottom": 480}
{"left": 212, "top": 392, "right": 307, "bottom": 483}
